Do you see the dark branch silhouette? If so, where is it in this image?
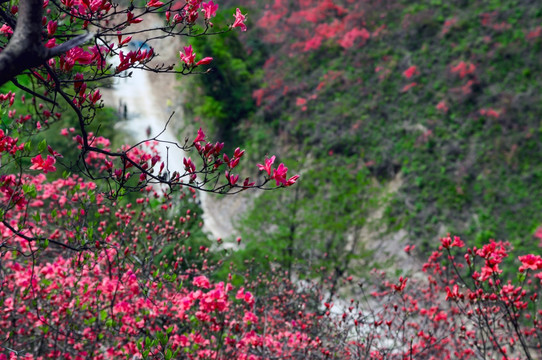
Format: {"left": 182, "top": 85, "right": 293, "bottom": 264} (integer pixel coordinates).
{"left": 0, "top": 0, "right": 93, "bottom": 86}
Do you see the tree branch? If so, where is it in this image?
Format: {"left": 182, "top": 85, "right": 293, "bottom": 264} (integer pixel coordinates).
{"left": 0, "top": 0, "right": 93, "bottom": 86}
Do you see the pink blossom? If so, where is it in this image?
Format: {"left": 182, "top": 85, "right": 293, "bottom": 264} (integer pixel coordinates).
{"left": 196, "top": 57, "right": 213, "bottom": 66}
{"left": 518, "top": 254, "right": 542, "bottom": 272}
{"left": 30, "top": 155, "right": 57, "bottom": 174}
{"left": 0, "top": 24, "right": 13, "bottom": 36}
{"left": 243, "top": 311, "right": 258, "bottom": 325}
{"left": 403, "top": 65, "right": 419, "bottom": 79}
{"left": 285, "top": 175, "right": 300, "bottom": 186}
{"left": 47, "top": 21, "right": 57, "bottom": 37}
{"left": 401, "top": 82, "right": 417, "bottom": 92}
{"left": 296, "top": 97, "right": 307, "bottom": 107}
{"left": 236, "top": 287, "right": 255, "bottom": 305}
{"left": 257, "top": 155, "right": 275, "bottom": 176}
{"left": 193, "top": 275, "right": 211, "bottom": 289}
{"left": 146, "top": 0, "right": 164, "bottom": 7}
{"left": 232, "top": 8, "right": 247, "bottom": 31}
{"left": 338, "top": 28, "right": 370, "bottom": 49}
{"left": 439, "top": 235, "right": 465, "bottom": 250}
{"left": 436, "top": 100, "right": 448, "bottom": 113}
{"left": 201, "top": 1, "right": 218, "bottom": 20}
{"left": 272, "top": 163, "right": 288, "bottom": 185}
{"left": 194, "top": 127, "right": 205, "bottom": 143}
{"left": 180, "top": 46, "right": 212, "bottom": 67}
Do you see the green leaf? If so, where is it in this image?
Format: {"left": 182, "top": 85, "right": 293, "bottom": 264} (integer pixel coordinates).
{"left": 22, "top": 184, "right": 37, "bottom": 198}
{"left": 100, "top": 309, "right": 107, "bottom": 321}
{"left": 38, "top": 139, "right": 47, "bottom": 153}
{"left": 165, "top": 349, "right": 173, "bottom": 360}
{"left": 158, "top": 331, "right": 168, "bottom": 346}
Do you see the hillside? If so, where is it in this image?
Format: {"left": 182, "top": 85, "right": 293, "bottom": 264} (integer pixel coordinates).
{"left": 185, "top": 0, "right": 542, "bottom": 275}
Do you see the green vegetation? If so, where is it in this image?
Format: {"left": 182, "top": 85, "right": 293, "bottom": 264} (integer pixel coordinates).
{"left": 188, "top": 0, "right": 542, "bottom": 276}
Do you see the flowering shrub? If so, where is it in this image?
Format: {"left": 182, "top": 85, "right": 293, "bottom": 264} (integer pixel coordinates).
{"left": 0, "top": 0, "right": 302, "bottom": 358}
{"left": 316, "top": 235, "right": 542, "bottom": 359}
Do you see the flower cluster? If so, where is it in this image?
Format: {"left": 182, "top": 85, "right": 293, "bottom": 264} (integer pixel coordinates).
{"left": 257, "top": 155, "right": 299, "bottom": 186}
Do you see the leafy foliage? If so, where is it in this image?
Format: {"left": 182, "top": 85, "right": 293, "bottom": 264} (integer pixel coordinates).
{"left": 190, "top": 0, "right": 542, "bottom": 273}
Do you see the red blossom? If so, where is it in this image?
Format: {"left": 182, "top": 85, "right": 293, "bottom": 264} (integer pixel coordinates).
{"left": 402, "top": 65, "right": 419, "bottom": 79}
{"left": 29, "top": 154, "right": 56, "bottom": 173}
{"left": 518, "top": 254, "right": 542, "bottom": 272}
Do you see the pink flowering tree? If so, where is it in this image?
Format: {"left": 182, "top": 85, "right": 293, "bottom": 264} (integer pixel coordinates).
{"left": 0, "top": 0, "right": 300, "bottom": 247}
{"left": 0, "top": 0, "right": 306, "bottom": 358}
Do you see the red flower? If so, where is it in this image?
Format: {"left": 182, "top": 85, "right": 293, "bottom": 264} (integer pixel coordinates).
{"left": 439, "top": 235, "right": 465, "bottom": 250}
{"left": 518, "top": 254, "right": 542, "bottom": 272}
{"left": 30, "top": 154, "right": 56, "bottom": 173}
{"left": 403, "top": 65, "right": 419, "bottom": 79}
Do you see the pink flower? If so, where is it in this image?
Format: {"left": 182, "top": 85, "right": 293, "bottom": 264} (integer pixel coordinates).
{"left": 338, "top": 28, "right": 370, "bottom": 49}
{"left": 194, "top": 127, "right": 205, "bottom": 143}
{"left": 403, "top": 65, "right": 419, "bottom": 79}
{"left": 193, "top": 275, "right": 211, "bottom": 289}
{"left": 0, "top": 24, "right": 13, "bottom": 36}
{"left": 232, "top": 8, "right": 247, "bottom": 31}
{"left": 47, "top": 21, "right": 57, "bottom": 37}
{"left": 272, "top": 163, "right": 288, "bottom": 185}
{"left": 451, "top": 61, "right": 476, "bottom": 79}
{"left": 436, "top": 100, "right": 448, "bottom": 113}
{"left": 285, "top": 175, "right": 299, "bottom": 186}
{"left": 236, "top": 287, "right": 255, "bottom": 305}
{"left": 439, "top": 235, "right": 465, "bottom": 250}
{"left": 257, "top": 155, "right": 275, "bottom": 176}
{"left": 181, "top": 47, "right": 213, "bottom": 67}
{"left": 146, "top": 0, "right": 164, "bottom": 7}
{"left": 201, "top": 1, "right": 218, "bottom": 20}
{"left": 196, "top": 57, "right": 213, "bottom": 66}
{"left": 30, "top": 154, "right": 56, "bottom": 174}
{"left": 180, "top": 45, "right": 196, "bottom": 66}
{"left": 243, "top": 311, "right": 258, "bottom": 325}
{"left": 296, "top": 97, "right": 307, "bottom": 107}
{"left": 401, "top": 82, "right": 417, "bottom": 92}
{"left": 518, "top": 254, "right": 542, "bottom": 272}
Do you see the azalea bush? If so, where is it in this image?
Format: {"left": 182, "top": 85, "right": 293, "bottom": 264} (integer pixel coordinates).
{"left": 318, "top": 236, "right": 542, "bottom": 360}
{"left": 0, "top": 0, "right": 303, "bottom": 358}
